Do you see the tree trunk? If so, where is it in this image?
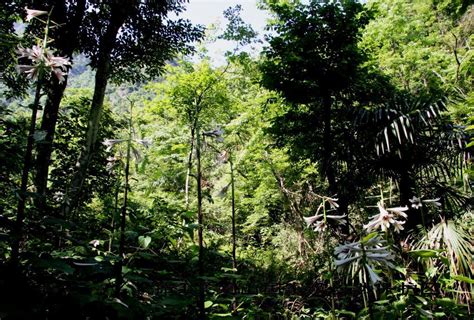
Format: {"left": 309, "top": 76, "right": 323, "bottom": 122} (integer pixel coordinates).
{"left": 115, "top": 108, "right": 132, "bottom": 298}
{"left": 63, "top": 17, "right": 123, "bottom": 217}
{"left": 230, "top": 156, "right": 238, "bottom": 311}
{"left": 320, "top": 94, "right": 351, "bottom": 234}
{"left": 230, "top": 156, "right": 236, "bottom": 271}
{"left": 109, "top": 183, "right": 120, "bottom": 252}
{"left": 196, "top": 121, "right": 205, "bottom": 318}
{"left": 185, "top": 127, "right": 195, "bottom": 209}
{"left": 11, "top": 80, "right": 42, "bottom": 266}
{"left": 321, "top": 93, "right": 336, "bottom": 195}
{"left": 34, "top": 79, "right": 67, "bottom": 212}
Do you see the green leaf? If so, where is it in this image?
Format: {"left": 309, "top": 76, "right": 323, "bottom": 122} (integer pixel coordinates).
{"left": 337, "top": 310, "right": 356, "bottom": 317}
{"left": 138, "top": 235, "right": 152, "bottom": 249}
{"left": 73, "top": 262, "right": 98, "bottom": 267}
{"left": 181, "top": 210, "right": 195, "bottom": 220}
{"left": 451, "top": 275, "right": 474, "bottom": 284}
{"left": 409, "top": 249, "right": 441, "bottom": 258}
{"left": 434, "top": 298, "right": 456, "bottom": 308}
{"left": 361, "top": 232, "right": 378, "bottom": 243}
{"left": 393, "top": 299, "right": 406, "bottom": 311}
{"left": 415, "top": 296, "right": 428, "bottom": 306}
{"left": 439, "top": 255, "right": 449, "bottom": 266}
{"left": 204, "top": 300, "right": 213, "bottom": 309}
{"left": 394, "top": 266, "right": 407, "bottom": 275}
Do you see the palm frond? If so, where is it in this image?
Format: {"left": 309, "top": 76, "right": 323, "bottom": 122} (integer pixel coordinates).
{"left": 356, "top": 94, "right": 470, "bottom": 184}
{"left": 415, "top": 216, "right": 474, "bottom": 302}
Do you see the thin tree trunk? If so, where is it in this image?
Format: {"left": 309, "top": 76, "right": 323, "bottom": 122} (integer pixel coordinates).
{"left": 230, "top": 156, "right": 236, "bottom": 271}
{"left": 109, "top": 183, "right": 120, "bottom": 253}
{"left": 63, "top": 14, "right": 124, "bottom": 217}
{"left": 115, "top": 108, "right": 132, "bottom": 298}
{"left": 320, "top": 94, "right": 351, "bottom": 235}
{"left": 321, "top": 93, "right": 336, "bottom": 195}
{"left": 185, "top": 127, "right": 195, "bottom": 209}
{"left": 196, "top": 121, "right": 205, "bottom": 318}
{"left": 230, "top": 155, "right": 238, "bottom": 311}
{"left": 34, "top": 79, "right": 67, "bottom": 212}
{"left": 11, "top": 80, "right": 42, "bottom": 266}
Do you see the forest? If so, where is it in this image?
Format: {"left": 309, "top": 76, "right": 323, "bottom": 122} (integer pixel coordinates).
{"left": 0, "top": 0, "right": 473, "bottom": 319}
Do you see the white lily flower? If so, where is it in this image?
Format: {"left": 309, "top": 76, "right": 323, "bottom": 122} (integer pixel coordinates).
{"left": 135, "top": 139, "right": 152, "bottom": 148}
{"left": 46, "top": 51, "right": 71, "bottom": 82}
{"left": 325, "top": 214, "right": 347, "bottom": 222}
{"left": 102, "top": 139, "right": 125, "bottom": 151}
{"left": 409, "top": 196, "right": 442, "bottom": 209}
{"left": 409, "top": 196, "right": 422, "bottom": 209}
{"left": 312, "top": 220, "right": 327, "bottom": 232}
{"left": 303, "top": 214, "right": 323, "bottom": 226}
{"left": 16, "top": 45, "right": 71, "bottom": 83}
{"left": 364, "top": 202, "right": 408, "bottom": 233}
{"left": 326, "top": 196, "right": 339, "bottom": 210}
{"left": 304, "top": 211, "right": 346, "bottom": 233}
{"left": 386, "top": 206, "right": 408, "bottom": 218}
{"left": 422, "top": 198, "right": 441, "bottom": 207}
{"left": 52, "top": 191, "right": 64, "bottom": 202}
{"left": 392, "top": 220, "right": 406, "bottom": 233}
{"left": 89, "top": 239, "right": 100, "bottom": 248}
{"left": 25, "top": 7, "right": 48, "bottom": 22}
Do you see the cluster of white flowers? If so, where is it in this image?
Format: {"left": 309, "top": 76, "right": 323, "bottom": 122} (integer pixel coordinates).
{"left": 102, "top": 139, "right": 127, "bottom": 152}
{"left": 409, "top": 196, "right": 441, "bottom": 209}
{"left": 303, "top": 213, "right": 346, "bottom": 232}
{"left": 329, "top": 195, "right": 442, "bottom": 286}
{"left": 303, "top": 197, "right": 346, "bottom": 232}
{"left": 16, "top": 45, "right": 71, "bottom": 83}
{"left": 363, "top": 201, "right": 408, "bottom": 233}
{"left": 103, "top": 138, "right": 152, "bottom": 151}
{"left": 52, "top": 191, "right": 64, "bottom": 202}
{"left": 16, "top": 8, "right": 71, "bottom": 83}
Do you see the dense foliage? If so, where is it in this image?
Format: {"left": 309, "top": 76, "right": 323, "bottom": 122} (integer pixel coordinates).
{"left": 0, "top": 0, "right": 472, "bottom": 319}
